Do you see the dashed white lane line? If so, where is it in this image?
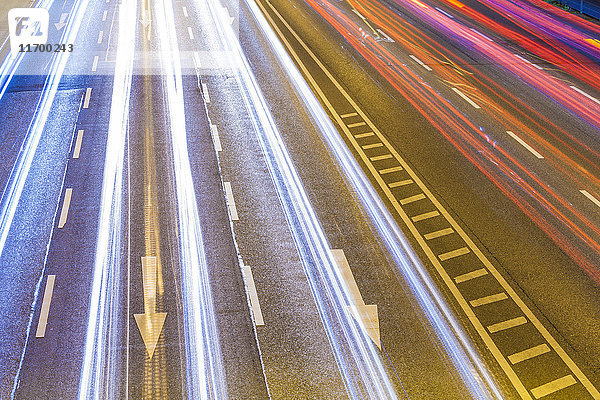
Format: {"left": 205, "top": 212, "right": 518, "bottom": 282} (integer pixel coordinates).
{"left": 193, "top": 51, "right": 201, "bottom": 69}
{"left": 201, "top": 83, "right": 210, "bottom": 103}
{"left": 409, "top": 54, "right": 432, "bottom": 71}
{"left": 531, "top": 375, "right": 576, "bottom": 399}
{"left": 73, "top": 130, "right": 84, "bottom": 159}
{"left": 580, "top": 189, "right": 600, "bottom": 208}
{"left": 210, "top": 123, "right": 222, "bottom": 151}
{"left": 487, "top": 316, "right": 527, "bottom": 334}
{"left": 242, "top": 266, "right": 264, "bottom": 325}
{"left": 97, "top": 30, "right": 104, "bottom": 44}
{"left": 435, "top": 6, "right": 454, "bottom": 18}
{"left": 570, "top": 85, "right": 600, "bottom": 105}
{"left": 508, "top": 344, "right": 550, "bottom": 365}
{"left": 102, "top": 10, "right": 108, "bottom": 21}
{"left": 187, "top": 27, "right": 194, "bottom": 40}
{"left": 470, "top": 27, "right": 494, "bottom": 42}
{"left": 36, "top": 275, "right": 56, "bottom": 338}
{"left": 182, "top": 6, "right": 189, "bottom": 17}
{"left": 513, "top": 53, "right": 543, "bottom": 70}
{"left": 224, "top": 182, "right": 239, "bottom": 220}
{"left": 507, "top": 131, "right": 544, "bottom": 159}
{"left": 352, "top": 9, "right": 366, "bottom": 19}
{"left": 452, "top": 87, "right": 481, "bottom": 109}
{"left": 92, "top": 55, "right": 99, "bottom": 72}
{"left": 58, "top": 189, "right": 73, "bottom": 229}
{"left": 376, "top": 28, "right": 394, "bottom": 42}
{"left": 83, "top": 88, "right": 92, "bottom": 109}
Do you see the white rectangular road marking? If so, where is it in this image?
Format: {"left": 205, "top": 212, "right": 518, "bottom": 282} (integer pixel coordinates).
{"left": 340, "top": 112, "right": 358, "bottom": 118}
{"left": 571, "top": 85, "right": 600, "bottom": 105}
{"left": 507, "top": 131, "right": 544, "bottom": 159}
{"left": 439, "top": 247, "right": 470, "bottom": 261}
{"left": 487, "top": 316, "right": 527, "bottom": 333}
{"left": 97, "top": 30, "right": 103, "bottom": 44}
{"left": 409, "top": 54, "right": 432, "bottom": 71}
{"left": 379, "top": 166, "right": 403, "bottom": 174}
{"left": 355, "top": 132, "right": 374, "bottom": 139}
{"left": 454, "top": 267, "right": 487, "bottom": 283}
{"left": 388, "top": 179, "right": 413, "bottom": 188}
{"left": 182, "top": 6, "right": 189, "bottom": 17}
{"left": 411, "top": 210, "right": 439, "bottom": 222}
{"left": 370, "top": 154, "right": 393, "bottom": 161}
{"left": 73, "top": 130, "right": 84, "bottom": 159}
{"left": 376, "top": 28, "right": 394, "bottom": 42}
{"left": 102, "top": 10, "right": 108, "bottom": 21}
{"left": 362, "top": 143, "right": 383, "bottom": 150}
{"left": 58, "top": 188, "right": 73, "bottom": 228}
{"left": 580, "top": 190, "right": 600, "bottom": 208}
{"left": 531, "top": 375, "right": 576, "bottom": 399}
{"left": 242, "top": 266, "right": 264, "bottom": 325}
{"left": 470, "top": 292, "right": 507, "bottom": 307}
{"left": 224, "top": 182, "right": 239, "bottom": 220}
{"left": 92, "top": 55, "right": 99, "bottom": 72}
{"left": 83, "top": 88, "right": 92, "bottom": 109}
{"left": 452, "top": 87, "right": 481, "bottom": 109}
{"left": 352, "top": 9, "right": 365, "bottom": 19}
{"left": 470, "top": 27, "right": 494, "bottom": 42}
{"left": 400, "top": 193, "right": 425, "bottom": 205}
{"left": 201, "top": 83, "right": 210, "bottom": 103}
{"left": 187, "top": 27, "right": 194, "bottom": 40}
{"left": 424, "top": 227, "right": 453, "bottom": 240}
{"left": 210, "top": 124, "right": 222, "bottom": 152}
{"left": 36, "top": 275, "right": 56, "bottom": 338}
{"left": 513, "top": 53, "right": 543, "bottom": 70}
{"left": 508, "top": 344, "right": 550, "bottom": 364}
{"left": 347, "top": 121, "right": 366, "bottom": 128}
{"left": 435, "top": 6, "right": 454, "bottom": 18}
{"left": 193, "top": 51, "right": 201, "bottom": 69}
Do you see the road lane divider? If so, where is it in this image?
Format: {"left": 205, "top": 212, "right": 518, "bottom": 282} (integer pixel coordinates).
{"left": 35, "top": 275, "right": 56, "bottom": 338}
{"left": 187, "top": 26, "right": 195, "bottom": 40}
{"left": 103, "top": 9, "right": 108, "bottom": 21}
{"left": 580, "top": 189, "right": 600, "bottom": 209}
{"left": 210, "top": 123, "right": 222, "bottom": 151}
{"left": 98, "top": 30, "right": 104, "bottom": 44}
{"left": 57, "top": 188, "right": 73, "bottom": 228}
{"left": 92, "top": 55, "right": 99, "bottom": 72}
{"left": 570, "top": 85, "right": 600, "bottom": 105}
{"left": 241, "top": 266, "right": 264, "bottom": 325}
{"left": 224, "top": 182, "right": 239, "bottom": 220}
{"left": 409, "top": 54, "right": 432, "bottom": 71}
{"left": 201, "top": 83, "right": 210, "bottom": 103}
{"left": 452, "top": 87, "right": 481, "bottom": 108}
{"left": 507, "top": 131, "right": 544, "bottom": 159}
{"left": 73, "top": 130, "right": 84, "bottom": 159}
{"left": 83, "top": 88, "right": 92, "bottom": 109}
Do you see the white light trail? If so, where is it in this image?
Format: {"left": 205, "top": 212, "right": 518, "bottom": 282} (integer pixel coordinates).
{"left": 77, "top": 0, "right": 137, "bottom": 398}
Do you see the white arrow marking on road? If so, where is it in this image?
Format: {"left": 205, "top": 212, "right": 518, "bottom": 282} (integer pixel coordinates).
{"left": 55, "top": 13, "right": 69, "bottom": 30}
{"left": 134, "top": 256, "right": 167, "bottom": 360}
{"left": 332, "top": 249, "right": 381, "bottom": 348}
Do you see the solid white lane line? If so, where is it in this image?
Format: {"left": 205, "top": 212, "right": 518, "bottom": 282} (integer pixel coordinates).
{"left": 369, "top": 154, "right": 392, "bottom": 161}
{"left": 98, "top": 30, "right": 104, "bottom": 44}
{"left": 531, "top": 375, "right": 576, "bottom": 399}
{"left": 92, "top": 55, "right": 99, "bottom": 72}
{"left": 201, "top": 83, "right": 210, "bottom": 103}
{"left": 242, "top": 266, "right": 264, "bottom": 325}
{"left": 58, "top": 188, "right": 73, "bottom": 228}
{"left": 187, "top": 27, "right": 194, "bottom": 40}
{"left": 507, "top": 131, "right": 544, "bottom": 159}
{"left": 379, "top": 166, "right": 402, "bottom": 174}
{"left": 210, "top": 124, "right": 222, "bottom": 151}
{"left": 470, "top": 293, "right": 507, "bottom": 307}
{"left": 362, "top": 143, "right": 383, "bottom": 149}
{"left": 182, "top": 6, "right": 189, "bottom": 17}
{"left": 340, "top": 112, "right": 358, "bottom": 118}
{"left": 224, "top": 182, "right": 239, "bottom": 220}
{"left": 355, "top": 132, "right": 374, "bottom": 139}
{"left": 347, "top": 121, "right": 366, "bottom": 128}
{"left": 83, "top": 88, "right": 92, "bottom": 109}
{"left": 580, "top": 190, "right": 600, "bottom": 208}
{"left": 452, "top": 87, "right": 481, "bottom": 109}
{"left": 571, "top": 85, "right": 600, "bottom": 105}
{"left": 400, "top": 193, "right": 425, "bottom": 205}
{"left": 424, "top": 227, "right": 454, "bottom": 240}
{"left": 508, "top": 344, "right": 550, "bottom": 364}
{"left": 411, "top": 210, "right": 439, "bottom": 221}
{"left": 376, "top": 28, "right": 394, "bottom": 42}
{"left": 36, "top": 275, "right": 56, "bottom": 338}
{"left": 409, "top": 54, "right": 432, "bottom": 71}
{"left": 388, "top": 179, "right": 413, "bottom": 188}
{"left": 73, "top": 130, "right": 84, "bottom": 158}
{"left": 487, "top": 316, "right": 527, "bottom": 333}
{"left": 454, "top": 267, "right": 486, "bottom": 283}
{"left": 102, "top": 10, "right": 107, "bottom": 21}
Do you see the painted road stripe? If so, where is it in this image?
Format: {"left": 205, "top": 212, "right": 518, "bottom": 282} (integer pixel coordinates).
{"left": 103, "top": 10, "right": 108, "bottom": 21}
{"left": 98, "top": 30, "right": 103, "bottom": 44}
{"left": 340, "top": 112, "right": 358, "bottom": 118}
{"left": 83, "top": 88, "right": 92, "bottom": 109}
{"left": 355, "top": 132, "right": 374, "bottom": 139}
{"left": 488, "top": 316, "right": 527, "bottom": 333}
{"left": 531, "top": 375, "right": 576, "bottom": 399}
{"left": 388, "top": 179, "right": 413, "bottom": 188}
{"left": 571, "top": 85, "right": 600, "bottom": 105}
{"left": 347, "top": 121, "right": 366, "bottom": 128}
{"left": 201, "top": 83, "right": 210, "bottom": 103}
{"left": 507, "top": 131, "right": 544, "bottom": 159}
{"left": 376, "top": 28, "right": 394, "bottom": 42}
{"left": 352, "top": 9, "right": 365, "bottom": 19}
{"left": 224, "top": 182, "right": 239, "bottom": 220}
{"left": 362, "top": 143, "right": 383, "bottom": 150}
{"left": 58, "top": 189, "right": 73, "bottom": 228}
{"left": 513, "top": 53, "right": 543, "bottom": 70}
{"left": 409, "top": 54, "right": 432, "bottom": 71}
{"left": 242, "top": 266, "right": 264, "bottom": 325}
{"left": 210, "top": 124, "right": 222, "bottom": 152}
{"left": 183, "top": 6, "right": 189, "bottom": 17}
{"left": 470, "top": 27, "right": 493, "bottom": 42}
{"left": 424, "top": 227, "right": 453, "bottom": 240}
{"left": 36, "top": 275, "right": 56, "bottom": 338}
{"left": 411, "top": 210, "right": 439, "bottom": 221}
{"left": 508, "top": 344, "right": 550, "bottom": 364}
{"left": 379, "top": 166, "right": 403, "bottom": 174}
{"left": 435, "top": 6, "right": 454, "bottom": 18}
{"left": 452, "top": 87, "right": 481, "bottom": 109}
{"left": 439, "top": 247, "right": 470, "bottom": 261}
{"left": 92, "top": 55, "right": 99, "bottom": 72}
{"left": 454, "top": 267, "right": 486, "bottom": 283}
{"left": 73, "top": 130, "right": 84, "bottom": 159}
{"left": 470, "top": 292, "right": 507, "bottom": 307}
{"left": 193, "top": 51, "right": 201, "bottom": 69}
{"left": 370, "top": 154, "right": 392, "bottom": 161}
{"left": 188, "top": 27, "right": 194, "bottom": 40}
{"left": 400, "top": 193, "right": 425, "bottom": 205}
{"left": 581, "top": 189, "right": 600, "bottom": 208}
